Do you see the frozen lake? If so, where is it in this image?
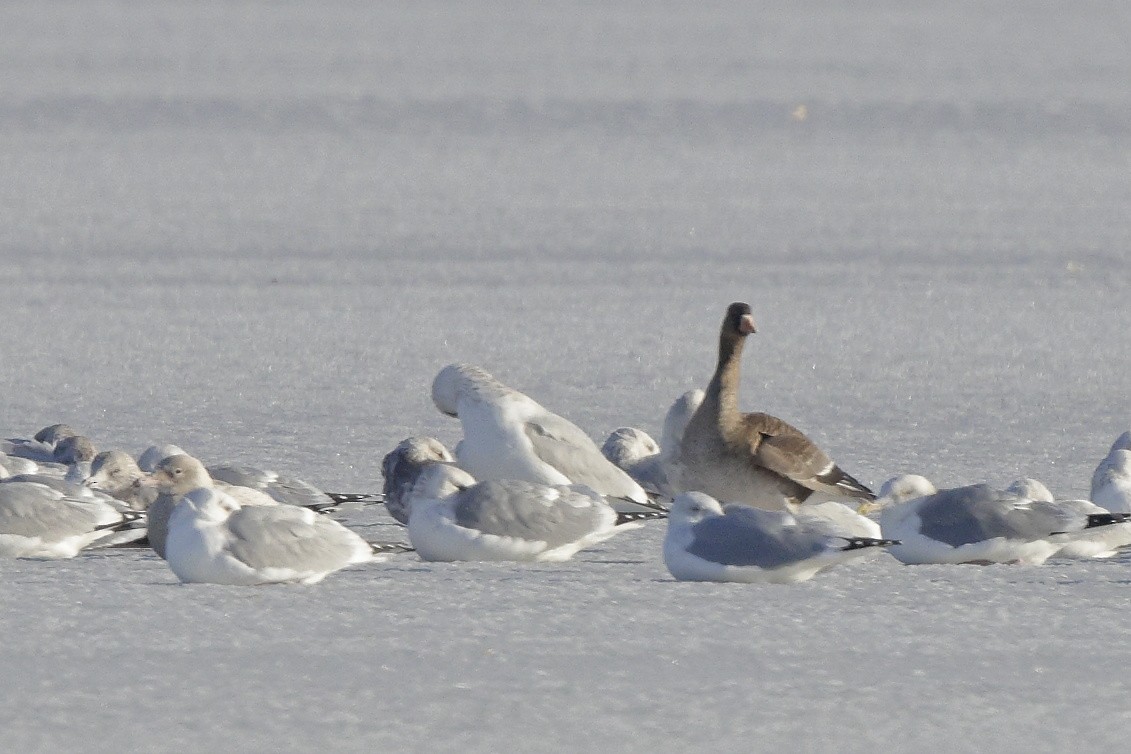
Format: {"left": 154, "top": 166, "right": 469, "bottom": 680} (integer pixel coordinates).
{"left": 2, "top": 2, "right": 1130, "bottom": 751}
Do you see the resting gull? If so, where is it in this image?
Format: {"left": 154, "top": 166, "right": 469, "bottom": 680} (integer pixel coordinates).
{"left": 1004, "top": 477, "right": 1131, "bottom": 560}
{"left": 405, "top": 464, "right": 647, "bottom": 562}
{"left": 164, "top": 487, "right": 389, "bottom": 585}
{"left": 432, "top": 363, "right": 661, "bottom": 513}
{"left": 601, "top": 389, "right": 705, "bottom": 501}
{"left": 873, "top": 475, "right": 1131, "bottom": 565}
{"left": 381, "top": 436, "right": 456, "bottom": 524}
{"left": 663, "top": 492, "right": 897, "bottom": 584}
{"left": 671, "top": 303, "right": 874, "bottom": 511}
{"left": 0, "top": 480, "right": 143, "bottom": 558}
{"left": 1092, "top": 448, "right": 1131, "bottom": 515}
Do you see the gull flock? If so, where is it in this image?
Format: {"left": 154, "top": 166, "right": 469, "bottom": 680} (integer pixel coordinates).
{"left": 2, "top": 302, "right": 1130, "bottom": 586}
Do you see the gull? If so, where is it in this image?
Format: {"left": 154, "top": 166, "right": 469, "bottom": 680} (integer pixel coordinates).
{"left": 671, "top": 303, "right": 874, "bottom": 511}
{"left": 1005, "top": 477, "right": 1131, "bottom": 560}
{"left": 164, "top": 487, "right": 391, "bottom": 585}
{"left": 381, "top": 436, "right": 456, "bottom": 524}
{"left": 873, "top": 475, "right": 1131, "bottom": 565}
{"left": 432, "top": 363, "right": 661, "bottom": 513}
{"left": 405, "top": 464, "right": 647, "bottom": 562}
{"left": 0, "top": 480, "right": 143, "bottom": 558}
{"left": 599, "top": 388, "right": 706, "bottom": 501}
{"left": 662, "top": 492, "right": 897, "bottom": 584}
{"left": 1092, "top": 448, "right": 1131, "bottom": 515}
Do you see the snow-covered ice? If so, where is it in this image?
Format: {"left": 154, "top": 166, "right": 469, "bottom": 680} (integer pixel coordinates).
{"left": 2, "top": 1, "right": 1131, "bottom": 751}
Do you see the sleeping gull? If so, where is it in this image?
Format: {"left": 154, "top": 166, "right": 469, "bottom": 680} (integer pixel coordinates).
{"left": 381, "top": 436, "right": 456, "bottom": 524}
{"left": 164, "top": 487, "right": 390, "bottom": 585}
{"left": 431, "top": 363, "right": 662, "bottom": 514}
{"left": 0, "top": 480, "right": 143, "bottom": 558}
{"left": 1004, "top": 477, "right": 1131, "bottom": 559}
{"left": 405, "top": 464, "right": 647, "bottom": 562}
{"left": 1090, "top": 432, "right": 1131, "bottom": 498}
{"left": 600, "top": 389, "right": 706, "bottom": 501}
{"left": 1091, "top": 449, "right": 1131, "bottom": 515}
{"left": 601, "top": 427, "right": 667, "bottom": 497}
{"left": 3, "top": 424, "right": 79, "bottom": 464}
{"left": 671, "top": 303, "right": 874, "bottom": 511}
{"left": 85, "top": 450, "right": 158, "bottom": 510}
{"left": 662, "top": 492, "right": 897, "bottom": 584}
{"left": 873, "top": 475, "right": 1131, "bottom": 565}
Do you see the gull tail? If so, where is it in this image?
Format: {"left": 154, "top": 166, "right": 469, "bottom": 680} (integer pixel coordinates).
{"left": 368, "top": 541, "right": 414, "bottom": 555}
{"left": 615, "top": 509, "right": 668, "bottom": 526}
{"left": 327, "top": 492, "right": 385, "bottom": 505}
{"left": 839, "top": 536, "right": 900, "bottom": 551}
{"left": 1078, "top": 512, "right": 1131, "bottom": 531}
{"left": 96, "top": 511, "right": 147, "bottom": 532}
{"left": 608, "top": 495, "right": 669, "bottom": 513}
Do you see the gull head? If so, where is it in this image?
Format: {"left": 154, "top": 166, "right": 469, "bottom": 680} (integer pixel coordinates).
{"left": 86, "top": 450, "right": 142, "bottom": 491}
{"left": 859, "top": 474, "right": 938, "bottom": 515}
{"left": 151, "top": 454, "right": 214, "bottom": 496}
{"left": 410, "top": 463, "right": 476, "bottom": 503}
{"left": 54, "top": 435, "right": 97, "bottom": 465}
{"left": 601, "top": 427, "right": 660, "bottom": 467}
{"left": 34, "top": 423, "right": 78, "bottom": 445}
{"left": 137, "top": 443, "right": 188, "bottom": 473}
{"left": 669, "top": 492, "right": 725, "bottom": 527}
{"left": 1005, "top": 477, "right": 1054, "bottom": 502}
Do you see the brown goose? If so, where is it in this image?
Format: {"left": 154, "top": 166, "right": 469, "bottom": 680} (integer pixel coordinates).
{"left": 671, "top": 302, "right": 875, "bottom": 510}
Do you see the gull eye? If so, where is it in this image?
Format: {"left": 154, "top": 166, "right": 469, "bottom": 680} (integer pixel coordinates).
{"left": 174, "top": 468, "right": 183, "bottom": 476}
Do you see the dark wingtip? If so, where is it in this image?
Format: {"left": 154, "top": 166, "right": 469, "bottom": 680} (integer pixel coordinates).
{"left": 1083, "top": 512, "right": 1131, "bottom": 530}
{"left": 369, "top": 541, "right": 414, "bottom": 555}
{"left": 840, "top": 537, "right": 900, "bottom": 551}
{"left": 615, "top": 510, "right": 669, "bottom": 525}
{"left": 327, "top": 492, "right": 385, "bottom": 505}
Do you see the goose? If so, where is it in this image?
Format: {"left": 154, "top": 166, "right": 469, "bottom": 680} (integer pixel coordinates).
{"left": 671, "top": 302, "right": 874, "bottom": 510}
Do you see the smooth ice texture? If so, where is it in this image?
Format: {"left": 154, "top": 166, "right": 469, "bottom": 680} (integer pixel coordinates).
{"left": 2, "top": 1, "right": 1131, "bottom": 752}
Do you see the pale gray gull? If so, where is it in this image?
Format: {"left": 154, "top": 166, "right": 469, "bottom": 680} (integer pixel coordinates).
{"left": 600, "top": 389, "right": 705, "bottom": 501}
{"left": 405, "top": 464, "right": 646, "bottom": 562}
{"left": 431, "top": 363, "right": 662, "bottom": 514}
{"left": 873, "top": 475, "right": 1131, "bottom": 565}
{"left": 0, "top": 480, "right": 143, "bottom": 558}
{"left": 671, "top": 303, "right": 874, "bottom": 511}
{"left": 381, "top": 436, "right": 456, "bottom": 524}
{"left": 662, "top": 492, "right": 897, "bottom": 584}
{"left": 1092, "top": 448, "right": 1131, "bottom": 515}
{"left": 164, "top": 487, "right": 388, "bottom": 585}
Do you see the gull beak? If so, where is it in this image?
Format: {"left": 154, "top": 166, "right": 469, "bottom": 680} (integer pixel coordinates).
{"left": 856, "top": 501, "right": 879, "bottom": 516}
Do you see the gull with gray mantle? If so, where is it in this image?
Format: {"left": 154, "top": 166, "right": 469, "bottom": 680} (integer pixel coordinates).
{"left": 670, "top": 302, "right": 875, "bottom": 511}
{"left": 0, "top": 480, "right": 143, "bottom": 558}
{"left": 866, "top": 475, "right": 1131, "bottom": 565}
{"left": 601, "top": 388, "right": 705, "bottom": 501}
{"left": 431, "top": 362, "right": 665, "bottom": 514}
{"left": 1091, "top": 433, "right": 1131, "bottom": 514}
{"left": 381, "top": 436, "right": 457, "bottom": 524}
{"left": 1005, "top": 477, "right": 1131, "bottom": 559}
{"left": 404, "top": 463, "right": 652, "bottom": 562}
{"left": 662, "top": 491, "right": 898, "bottom": 584}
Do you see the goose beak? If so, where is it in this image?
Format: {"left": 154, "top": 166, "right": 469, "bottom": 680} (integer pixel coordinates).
{"left": 739, "top": 314, "right": 757, "bottom": 335}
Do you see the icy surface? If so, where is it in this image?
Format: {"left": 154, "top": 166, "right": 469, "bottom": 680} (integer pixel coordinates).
{"left": 2, "top": 1, "right": 1131, "bottom": 751}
